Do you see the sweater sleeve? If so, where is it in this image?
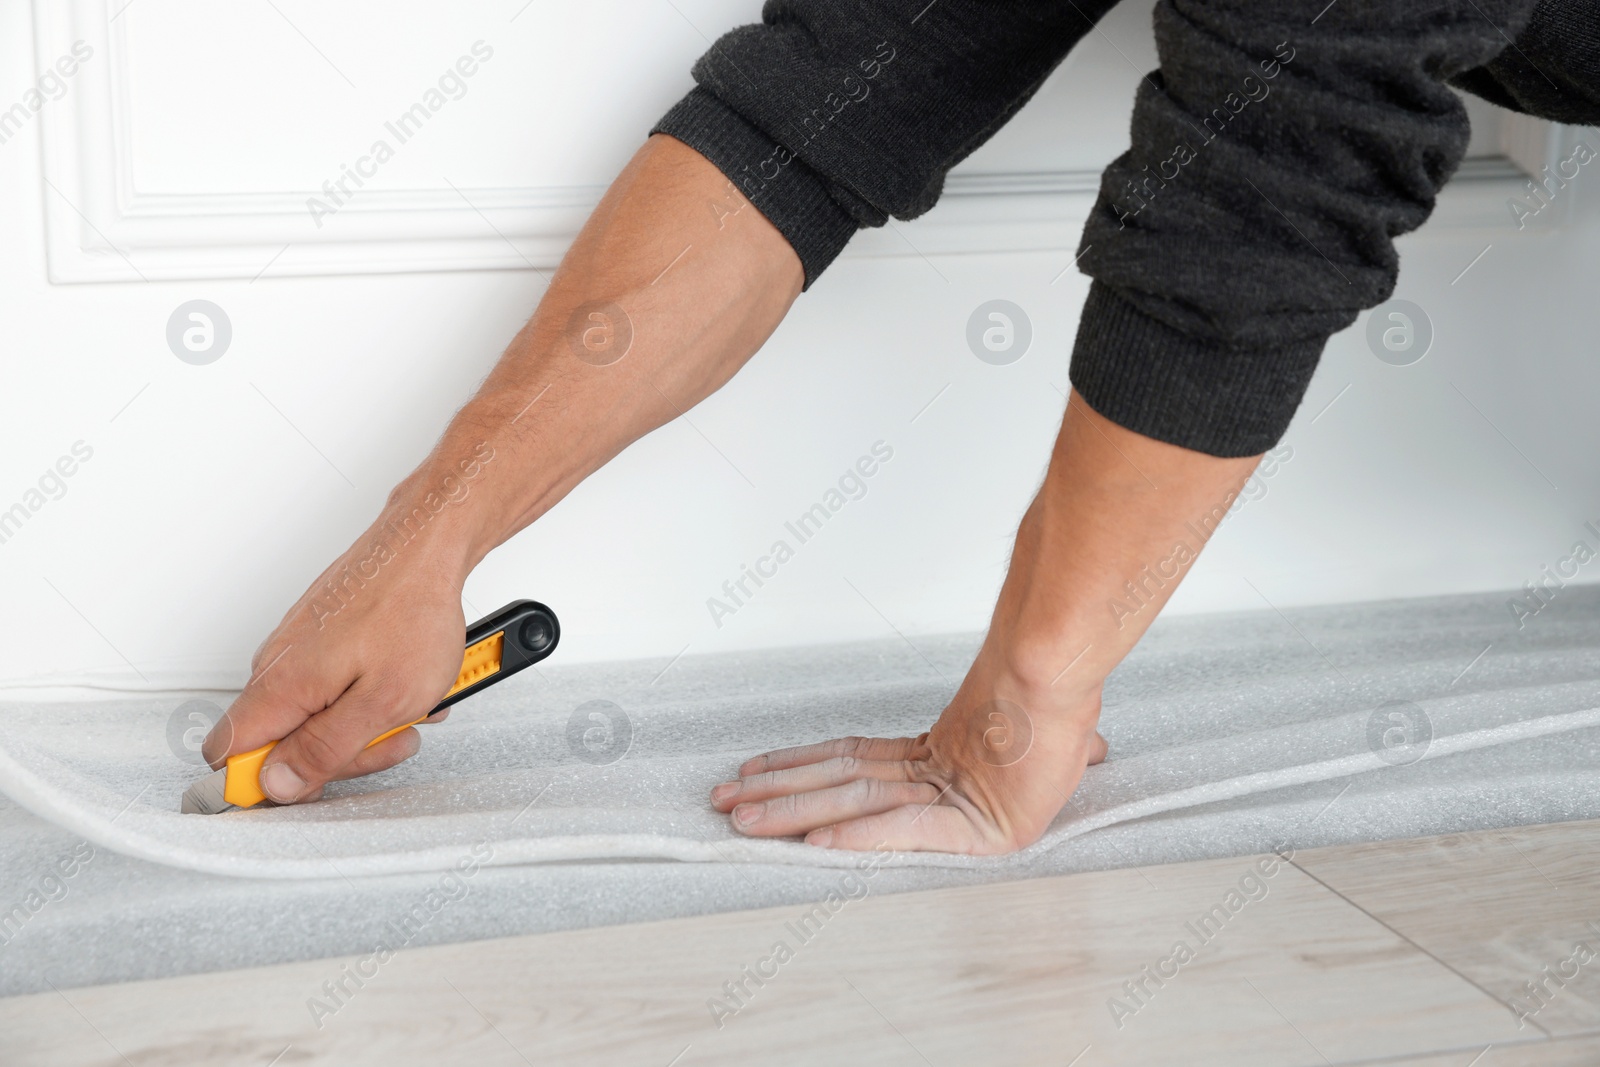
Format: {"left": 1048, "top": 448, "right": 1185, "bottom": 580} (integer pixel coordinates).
{"left": 651, "top": 0, "right": 1120, "bottom": 289}
{"left": 1068, "top": 0, "right": 1541, "bottom": 456}
{"left": 654, "top": 0, "right": 1548, "bottom": 458}
{"left": 1452, "top": 0, "right": 1600, "bottom": 125}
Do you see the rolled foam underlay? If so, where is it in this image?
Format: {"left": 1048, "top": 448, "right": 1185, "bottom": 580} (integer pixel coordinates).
{"left": 3, "top": 586, "right": 1599, "bottom": 882}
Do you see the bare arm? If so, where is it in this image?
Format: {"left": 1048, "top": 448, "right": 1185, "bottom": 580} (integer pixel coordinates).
{"left": 205, "top": 135, "right": 802, "bottom": 802}
{"left": 711, "top": 393, "right": 1262, "bottom": 853}
{"left": 209, "top": 134, "right": 1258, "bottom": 859}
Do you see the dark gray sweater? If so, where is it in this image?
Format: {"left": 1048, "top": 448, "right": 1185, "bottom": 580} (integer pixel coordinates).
{"left": 655, "top": 0, "right": 1600, "bottom": 457}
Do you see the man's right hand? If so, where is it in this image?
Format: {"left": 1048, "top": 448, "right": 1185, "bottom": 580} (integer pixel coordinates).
{"left": 202, "top": 495, "right": 475, "bottom": 805}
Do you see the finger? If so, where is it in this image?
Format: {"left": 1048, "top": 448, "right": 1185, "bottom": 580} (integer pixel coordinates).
{"left": 259, "top": 730, "right": 421, "bottom": 803}
{"left": 204, "top": 677, "right": 418, "bottom": 770}
{"left": 258, "top": 676, "right": 432, "bottom": 803}
{"left": 1088, "top": 731, "right": 1108, "bottom": 766}
{"left": 730, "top": 778, "right": 942, "bottom": 838}
{"left": 805, "top": 802, "right": 994, "bottom": 854}
{"left": 711, "top": 755, "right": 917, "bottom": 811}
{"left": 739, "top": 735, "right": 924, "bottom": 777}
{"left": 327, "top": 727, "right": 421, "bottom": 782}
{"left": 204, "top": 675, "right": 317, "bottom": 768}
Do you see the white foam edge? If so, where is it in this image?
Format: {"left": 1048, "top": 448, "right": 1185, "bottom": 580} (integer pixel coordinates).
{"left": 2, "top": 706, "right": 1597, "bottom": 880}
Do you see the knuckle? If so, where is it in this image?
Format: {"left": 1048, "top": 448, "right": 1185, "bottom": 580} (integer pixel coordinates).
{"left": 359, "top": 670, "right": 408, "bottom": 712}
{"left": 764, "top": 792, "right": 797, "bottom": 819}
{"left": 288, "top": 719, "right": 348, "bottom": 779}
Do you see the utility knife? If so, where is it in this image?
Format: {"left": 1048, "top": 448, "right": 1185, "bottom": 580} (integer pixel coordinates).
{"left": 180, "top": 599, "right": 558, "bottom": 815}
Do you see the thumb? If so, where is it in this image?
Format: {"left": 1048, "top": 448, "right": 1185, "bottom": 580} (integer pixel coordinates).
{"left": 257, "top": 675, "right": 431, "bottom": 803}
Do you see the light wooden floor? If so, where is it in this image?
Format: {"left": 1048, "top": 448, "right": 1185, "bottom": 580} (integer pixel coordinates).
{"left": 7, "top": 819, "right": 1600, "bottom": 1066}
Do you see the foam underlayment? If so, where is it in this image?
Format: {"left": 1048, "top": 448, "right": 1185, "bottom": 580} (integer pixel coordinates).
{"left": 5, "top": 586, "right": 1600, "bottom": 994}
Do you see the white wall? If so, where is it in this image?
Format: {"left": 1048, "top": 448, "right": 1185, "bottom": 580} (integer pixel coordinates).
{"left": 1, "top": 0, "right": 1597, "bottom": 686}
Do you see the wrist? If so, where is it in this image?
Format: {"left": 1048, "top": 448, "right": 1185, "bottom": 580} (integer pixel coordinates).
{"left": 380, "top": 440, "right": 504, "bottom": 581}
{"left": 989, "top": 628, "right": 1108, "bottom": 707}
{"left": 985, "top": 503, "right": 1109, "bottom": 696}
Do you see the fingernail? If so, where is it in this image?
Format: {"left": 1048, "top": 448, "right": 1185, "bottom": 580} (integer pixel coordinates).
{"left": 807, "top": 828, "right": 834, "bottom": 848}
{"left": 711, "top": 782, "right": 740, "bottom": 804}
{"left": 733, "top": 802, "right": 763, "bottom": 827}
{"left": 740, "top": 755, "right": 767, "bottom": 776}
{"left": 261, "top": 763, "right": 307, "bottom": 803}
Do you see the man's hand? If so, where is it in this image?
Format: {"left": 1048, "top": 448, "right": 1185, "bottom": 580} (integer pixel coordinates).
{"left": 714, "top": 391, "right": 1265, "bottom": 853}
{"left": 203, "top": 493, "right": 474, "bottom": 803}
{"left": 712, "top": 647, "right": 1110, "bottom": 854}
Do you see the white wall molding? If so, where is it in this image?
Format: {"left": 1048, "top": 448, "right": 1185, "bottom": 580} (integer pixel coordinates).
{"left": 34, "top": 0, "right": 1574, "bottom": 284}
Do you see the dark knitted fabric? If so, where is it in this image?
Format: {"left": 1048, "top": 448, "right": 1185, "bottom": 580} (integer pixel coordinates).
{"left": 654, "top": 0, "right": 1596, "bottom": 457}
{"left": 1454, "top": 0, "right": 1600, "bottom": 124}
{"left": 1071, "top": 0, "right": 1544, "bottom": 455}
{"left": 653, "top": 0, "right": 1120, "bottom": 287}
{"left": 655, "top": 86, "right": 862, "bottom": 282}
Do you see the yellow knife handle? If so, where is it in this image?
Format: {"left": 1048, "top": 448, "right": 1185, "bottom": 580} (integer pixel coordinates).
{"left": 221, "top": 601, "right": 557, "bottom": 809}
{"left": 221, "top": 716, "right": 430, "bottom": 808}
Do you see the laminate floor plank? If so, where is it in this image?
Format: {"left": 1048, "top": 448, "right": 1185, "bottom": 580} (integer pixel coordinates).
{"left": 1294, "top": 818, "right": 1600, "bottom": 1037}
{"left": 0, "top": 844, "right": 1526, "bottom": 1066}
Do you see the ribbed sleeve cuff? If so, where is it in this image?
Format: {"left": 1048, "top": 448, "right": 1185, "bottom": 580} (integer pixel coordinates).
{"left": 1068, "top": 282, "right": 1327, "bottom": 458}
{"left": 652, "top": 87, "right": 861, "bottom": 291}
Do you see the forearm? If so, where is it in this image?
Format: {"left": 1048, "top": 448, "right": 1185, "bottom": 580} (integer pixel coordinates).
{"left": 382, "top": 135, "right": 802, "bottom": 582}
{"left": 990, "top": 390, "right": 1263, "bottom": 697}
